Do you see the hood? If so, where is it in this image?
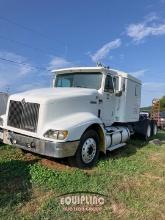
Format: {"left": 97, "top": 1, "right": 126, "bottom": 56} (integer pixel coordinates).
{"left": 10, "top": 87, "right": 99, "bottom": 103}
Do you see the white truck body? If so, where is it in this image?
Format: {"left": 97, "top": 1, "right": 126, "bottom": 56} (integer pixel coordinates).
{"left": 0, "top": 66, "right": 154, "bottom": 167}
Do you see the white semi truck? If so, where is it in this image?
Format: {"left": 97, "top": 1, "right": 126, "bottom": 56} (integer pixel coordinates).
{"left": 0, "top": 66, "right": 157, "bottom": 168}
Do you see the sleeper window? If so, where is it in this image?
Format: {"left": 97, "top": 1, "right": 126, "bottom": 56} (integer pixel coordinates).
{"left": 135, "top": 85, "right": 140, "bottom": 96}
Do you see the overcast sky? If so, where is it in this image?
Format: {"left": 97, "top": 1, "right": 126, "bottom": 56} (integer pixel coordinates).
{"left": 0, "top": 0, "right": 165, "bottom": 106}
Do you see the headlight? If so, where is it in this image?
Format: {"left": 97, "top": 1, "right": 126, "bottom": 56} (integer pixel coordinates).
{"left": 44, "top": 130, "right": 68, "bottom": 140}
{"left": 0, "top": 117, "right": 3, "bottom": 126}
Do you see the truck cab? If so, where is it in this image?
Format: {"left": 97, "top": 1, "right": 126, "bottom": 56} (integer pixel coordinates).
{"left": 53, "top": 67, "right": 141, "bottom": 124}
{"left": 0, "top": 66, "right": 156, "bottom": 168}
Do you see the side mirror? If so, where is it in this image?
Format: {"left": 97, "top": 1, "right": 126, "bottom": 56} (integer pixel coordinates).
{"left": 115, "top": 90, "right": 122, "bottom": 97}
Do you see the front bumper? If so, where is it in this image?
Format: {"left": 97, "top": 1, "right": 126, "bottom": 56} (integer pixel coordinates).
{"left": 0, "top": 129, "right": 79, "bottom": 158}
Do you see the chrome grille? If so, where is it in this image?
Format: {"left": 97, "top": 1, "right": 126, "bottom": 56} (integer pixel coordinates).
{"left": 7, "top": 100, "right": 40, "bottom": 132}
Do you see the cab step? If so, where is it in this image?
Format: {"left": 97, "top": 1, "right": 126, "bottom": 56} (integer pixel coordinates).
{"left": 107, "top": 143, "right": 126, "bottom": 151}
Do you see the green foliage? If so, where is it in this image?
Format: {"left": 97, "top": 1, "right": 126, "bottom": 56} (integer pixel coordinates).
{"left": 30, "top": 163, "right": 105, "bottom": 193}
{"left": 160, "top": 96, "right": 165, "bottom": 111}
{"left": 140, "top": 106, "right": 151, "bottom": 112}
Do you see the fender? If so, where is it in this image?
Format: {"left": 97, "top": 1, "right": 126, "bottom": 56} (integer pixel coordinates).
{"left": 0, "top": 114, "right": 6, "bottom": 129}
{"left": 42, "top": 112, "right": 105, "bottom": 142}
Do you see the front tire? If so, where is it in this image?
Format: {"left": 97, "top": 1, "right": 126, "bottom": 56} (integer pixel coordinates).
{"left": 69, "top": 130, "right": 99, "bottom": 168}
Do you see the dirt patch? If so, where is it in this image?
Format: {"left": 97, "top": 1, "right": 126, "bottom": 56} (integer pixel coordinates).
{"left": 24, "top": 153, "right": 38, "bottom": 161}
{"left": 22, "top": 152, "right": 98, "bottom": 174}
{"left": 21, "top": 150, "right": 75, "bottom": 171}
{"left": 40, "top": 158, "right": 76, "bottom": 172}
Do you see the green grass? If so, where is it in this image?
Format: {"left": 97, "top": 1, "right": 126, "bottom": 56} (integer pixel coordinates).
{"left": 0, "top": 131, "right": 165, "bottom": 220}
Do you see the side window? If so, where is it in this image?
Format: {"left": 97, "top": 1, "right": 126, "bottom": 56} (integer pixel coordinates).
{"left": 104, "top": 75, "right": 114, "bottom": 93}
{"left": 135, "top": 84, "right": 140, "bottom": 96}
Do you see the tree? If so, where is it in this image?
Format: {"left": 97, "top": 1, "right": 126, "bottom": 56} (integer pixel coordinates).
{"left": 160, "top": 96, "right": 165, "bottom": 111}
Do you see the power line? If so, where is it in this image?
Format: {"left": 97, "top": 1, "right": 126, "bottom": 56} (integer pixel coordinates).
{"left": 0, "top": 15, "right": 50, "bottom": 40}
{"left": 0, "top": 34, "right": 54, "bottom": 57}
{"left": 0, "top": 56, "right": 51, "bottom": 72}
{"left": 0, "top": 15, "right": 61, "bottom": 54}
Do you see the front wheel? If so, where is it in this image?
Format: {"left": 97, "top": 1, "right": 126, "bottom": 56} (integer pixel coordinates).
{"left": 68, "top": 130, "right": 99, "bottom": 168}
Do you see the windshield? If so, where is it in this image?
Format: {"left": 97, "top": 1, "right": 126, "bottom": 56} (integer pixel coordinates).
{"left": 55, "top": 72, "right": 102, "bottom": 90}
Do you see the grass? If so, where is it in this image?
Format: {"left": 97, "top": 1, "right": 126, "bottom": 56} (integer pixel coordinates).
{"left": 0, "top": 131, "right": 165, "bottom": 220}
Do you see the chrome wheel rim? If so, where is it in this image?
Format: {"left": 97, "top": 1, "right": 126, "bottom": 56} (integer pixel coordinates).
{"left": 81, "top": 138, "right": 96, "bottom": 164}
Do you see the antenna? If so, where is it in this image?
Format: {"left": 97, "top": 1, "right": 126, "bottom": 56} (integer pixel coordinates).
{"left": 96, "top": 62, "right": 103, "bottom": 67}
{"left": 96, "top": 62, "right": 110, "bottom": 69}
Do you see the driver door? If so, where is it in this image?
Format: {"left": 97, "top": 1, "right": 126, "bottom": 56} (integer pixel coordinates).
{"left": 101, "top": 75, "right": 115, "bottom": 126}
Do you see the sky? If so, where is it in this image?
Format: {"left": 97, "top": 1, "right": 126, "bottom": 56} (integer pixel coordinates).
{"left": 0, "top": 0, "right": 165, "bottom": 106}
